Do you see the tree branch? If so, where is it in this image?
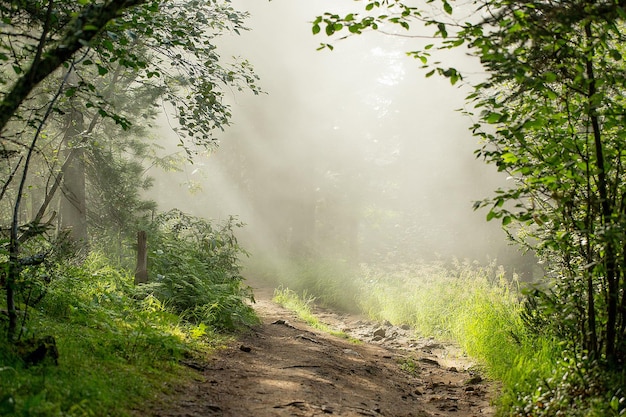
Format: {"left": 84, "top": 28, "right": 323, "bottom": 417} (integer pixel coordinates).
{"left": 0, "top": 0, "right": 147, "bottom": 135}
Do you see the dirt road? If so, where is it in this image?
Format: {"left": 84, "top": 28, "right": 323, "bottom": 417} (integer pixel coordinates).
{"left": 143, "top": 286, "right": 495, "bottom": 417}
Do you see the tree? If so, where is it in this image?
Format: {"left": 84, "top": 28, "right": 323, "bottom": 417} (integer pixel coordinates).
{"left": 0, "top": 0, "right": 259, "bottom": 340}
{"left": 313, "top": 0, "right": 626, "bottom": 368}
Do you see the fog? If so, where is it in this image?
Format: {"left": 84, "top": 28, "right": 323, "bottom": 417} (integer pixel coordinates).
{"left": 150, "top": 0, "right": 529, "bottom": 274}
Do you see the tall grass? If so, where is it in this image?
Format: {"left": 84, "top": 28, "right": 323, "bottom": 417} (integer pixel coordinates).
{"left": 257, "top": 256, "right": 588, "bottom": 415}
{"left": 357, "top": 260, "right": 572, "bottom": 412}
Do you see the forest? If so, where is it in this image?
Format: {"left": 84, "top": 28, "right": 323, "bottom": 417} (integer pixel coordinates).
{"left": 1, "top": 0, "right": 626, "bottom": 416}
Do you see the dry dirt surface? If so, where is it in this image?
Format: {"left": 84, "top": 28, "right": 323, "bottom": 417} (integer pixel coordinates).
{"left": 143, "top": 286, "right": 496, "bottom": 417}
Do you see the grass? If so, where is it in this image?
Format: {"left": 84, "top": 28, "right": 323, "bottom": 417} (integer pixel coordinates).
{"left": 272, "top": 287, "right": 358, "bottom": 342}
{"left": 0, "top": 251, "right": 245, "bottom": 417}
{"left": 256, "top": 256, "right": 621, "bottom": 415}
{"left": 247, "top": 256, "right": 361, "bottom": 313}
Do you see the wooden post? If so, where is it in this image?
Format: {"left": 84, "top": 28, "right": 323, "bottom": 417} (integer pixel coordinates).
{"left": 134, "top": 230, "right": 148, "bottom": 285}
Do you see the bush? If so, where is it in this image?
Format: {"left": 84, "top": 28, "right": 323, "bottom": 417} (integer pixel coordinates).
{"left": 134, "top": 209, "right": 258, "bottom": 330}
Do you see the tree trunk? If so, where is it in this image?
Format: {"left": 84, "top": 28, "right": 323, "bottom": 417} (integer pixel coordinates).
{"left": 134, "top": 230, "right": 148, "bottom": 285}
{"left": 585, "top": 22, "right": 618, "bottom": 363}
{"left": 59, "top": 105, "right": 88, "bottom": 250}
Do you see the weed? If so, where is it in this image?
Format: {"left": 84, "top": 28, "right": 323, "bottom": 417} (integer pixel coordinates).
{"left": 397, "top": 357, "right": 421, "bottom": 376}
{"left": 272, "top": 287, "right": 358, "bottom": 342}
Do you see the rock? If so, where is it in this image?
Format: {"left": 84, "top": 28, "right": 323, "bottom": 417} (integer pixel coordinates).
{"left": 465, "top": 375, "right": 483, "bottom": 385}
{"left": 400, "top": 324, "right": 411, "bottom": 330}
{"left": 239, "top": 345, "right": 252, "bottom": 352}
{"left": 423, "top": 342, "right": 444, "bottom": 350}
{"left": 373, "top": 328, "right": 386, "bottom": 338}
{"left": 418, "top": 357, "right": 440, "bottom": 367}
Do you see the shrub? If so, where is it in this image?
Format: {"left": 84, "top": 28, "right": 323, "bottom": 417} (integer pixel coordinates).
{"left": 134, "top": 209, "right": 258, "bottom": 330}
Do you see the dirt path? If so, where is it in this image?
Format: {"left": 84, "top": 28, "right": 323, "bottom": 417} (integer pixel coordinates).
{"left": 144, "top": 285, "right": 495, "bottom": 417}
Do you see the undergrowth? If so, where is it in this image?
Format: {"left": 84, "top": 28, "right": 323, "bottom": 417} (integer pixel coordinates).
{"left": 255, "top": 256, "right": 626, "bottom": 416}
{"left": 0, "top": 210, "right": 257, "bottom": 416}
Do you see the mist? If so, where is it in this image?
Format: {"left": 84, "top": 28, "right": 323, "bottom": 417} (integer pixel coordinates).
{"left": 150, "top": 0, "right": 528, "bottom": 275}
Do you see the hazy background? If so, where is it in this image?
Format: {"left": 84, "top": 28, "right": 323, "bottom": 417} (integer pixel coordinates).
{"left": 150, "top": 0, "right": 530, "bottom": 275}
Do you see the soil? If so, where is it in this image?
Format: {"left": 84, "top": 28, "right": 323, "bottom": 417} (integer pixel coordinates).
{"left": 142, "top": 284, "right": 496, "bottom": 417}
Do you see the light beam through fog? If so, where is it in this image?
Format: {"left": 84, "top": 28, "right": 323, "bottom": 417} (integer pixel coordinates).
{"left": 149, "top": 0, "right": 531, "bottom": 276}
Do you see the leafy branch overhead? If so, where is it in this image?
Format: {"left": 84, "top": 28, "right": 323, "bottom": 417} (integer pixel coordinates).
{"left": 0, "top": 0, "right": 261, "bottom": 153}
{"left": 311, "top": 0, "right": 462, "bottom": 83}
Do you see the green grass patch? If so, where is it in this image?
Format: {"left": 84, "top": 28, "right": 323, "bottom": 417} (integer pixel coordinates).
{"left": 272, "top": 287, "right": 358, "bottom": 342}
{"left": 0, "top": 252, "right": 239, "bottom": 416}
{"left": 0, "top": 211, "right": 257, "bottom": 416}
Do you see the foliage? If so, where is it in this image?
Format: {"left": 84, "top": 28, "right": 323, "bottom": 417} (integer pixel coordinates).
{"left": 313, "top": 0, "right": 626, "bottom": 412}
{"left": 0, "top": 251, "right": 226, "bottom": 417}
{"left": 0, "top": 0, "right": 259, "bottom": 340}
{"left": 0, "top": 0, "right": 260, "bottom": 142}
{"left": 135, "top": 209, "right": 258, "bottom": 330}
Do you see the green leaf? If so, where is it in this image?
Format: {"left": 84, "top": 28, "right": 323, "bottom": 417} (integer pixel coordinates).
{"left": 486, "top": 112, "right": 502, "bottom": 124}
{"left": 543, "top": 71, "right": 557, "bottom": 83}
{"left": 97, "top": 64, "right": 108, "bottom": 76}
{"left": 437, "top": 22, "right": 448, "bottom": 38}
{"left": 501, "top": 152, "right": 518, "bottom": 164}
{"left": 65, "top": 87, "right": 77, "bottom": 97}
{"left": 443, "top": 1, "right": 453, "bottom": 15}
{"left": 312, "top": 24, "right": 321, "bottom": 34}
{"left": 610, "top": 49, "right": 622, "bottom": 61}
{"left": 502, "top": 216, "right": 512, "bottom": 226}
{"left": 102, "top": 39, "right": 114, "bottom": 52}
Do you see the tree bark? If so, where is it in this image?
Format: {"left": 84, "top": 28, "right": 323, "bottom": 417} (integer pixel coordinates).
{"left": 585, "top": 22, "right": 616, "bottom": 363}
{"left": 134, "top": 230, "right": 148, "bottom": 285}
{"left": 59, "top": 104, "right": 88, "bottom": 248}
